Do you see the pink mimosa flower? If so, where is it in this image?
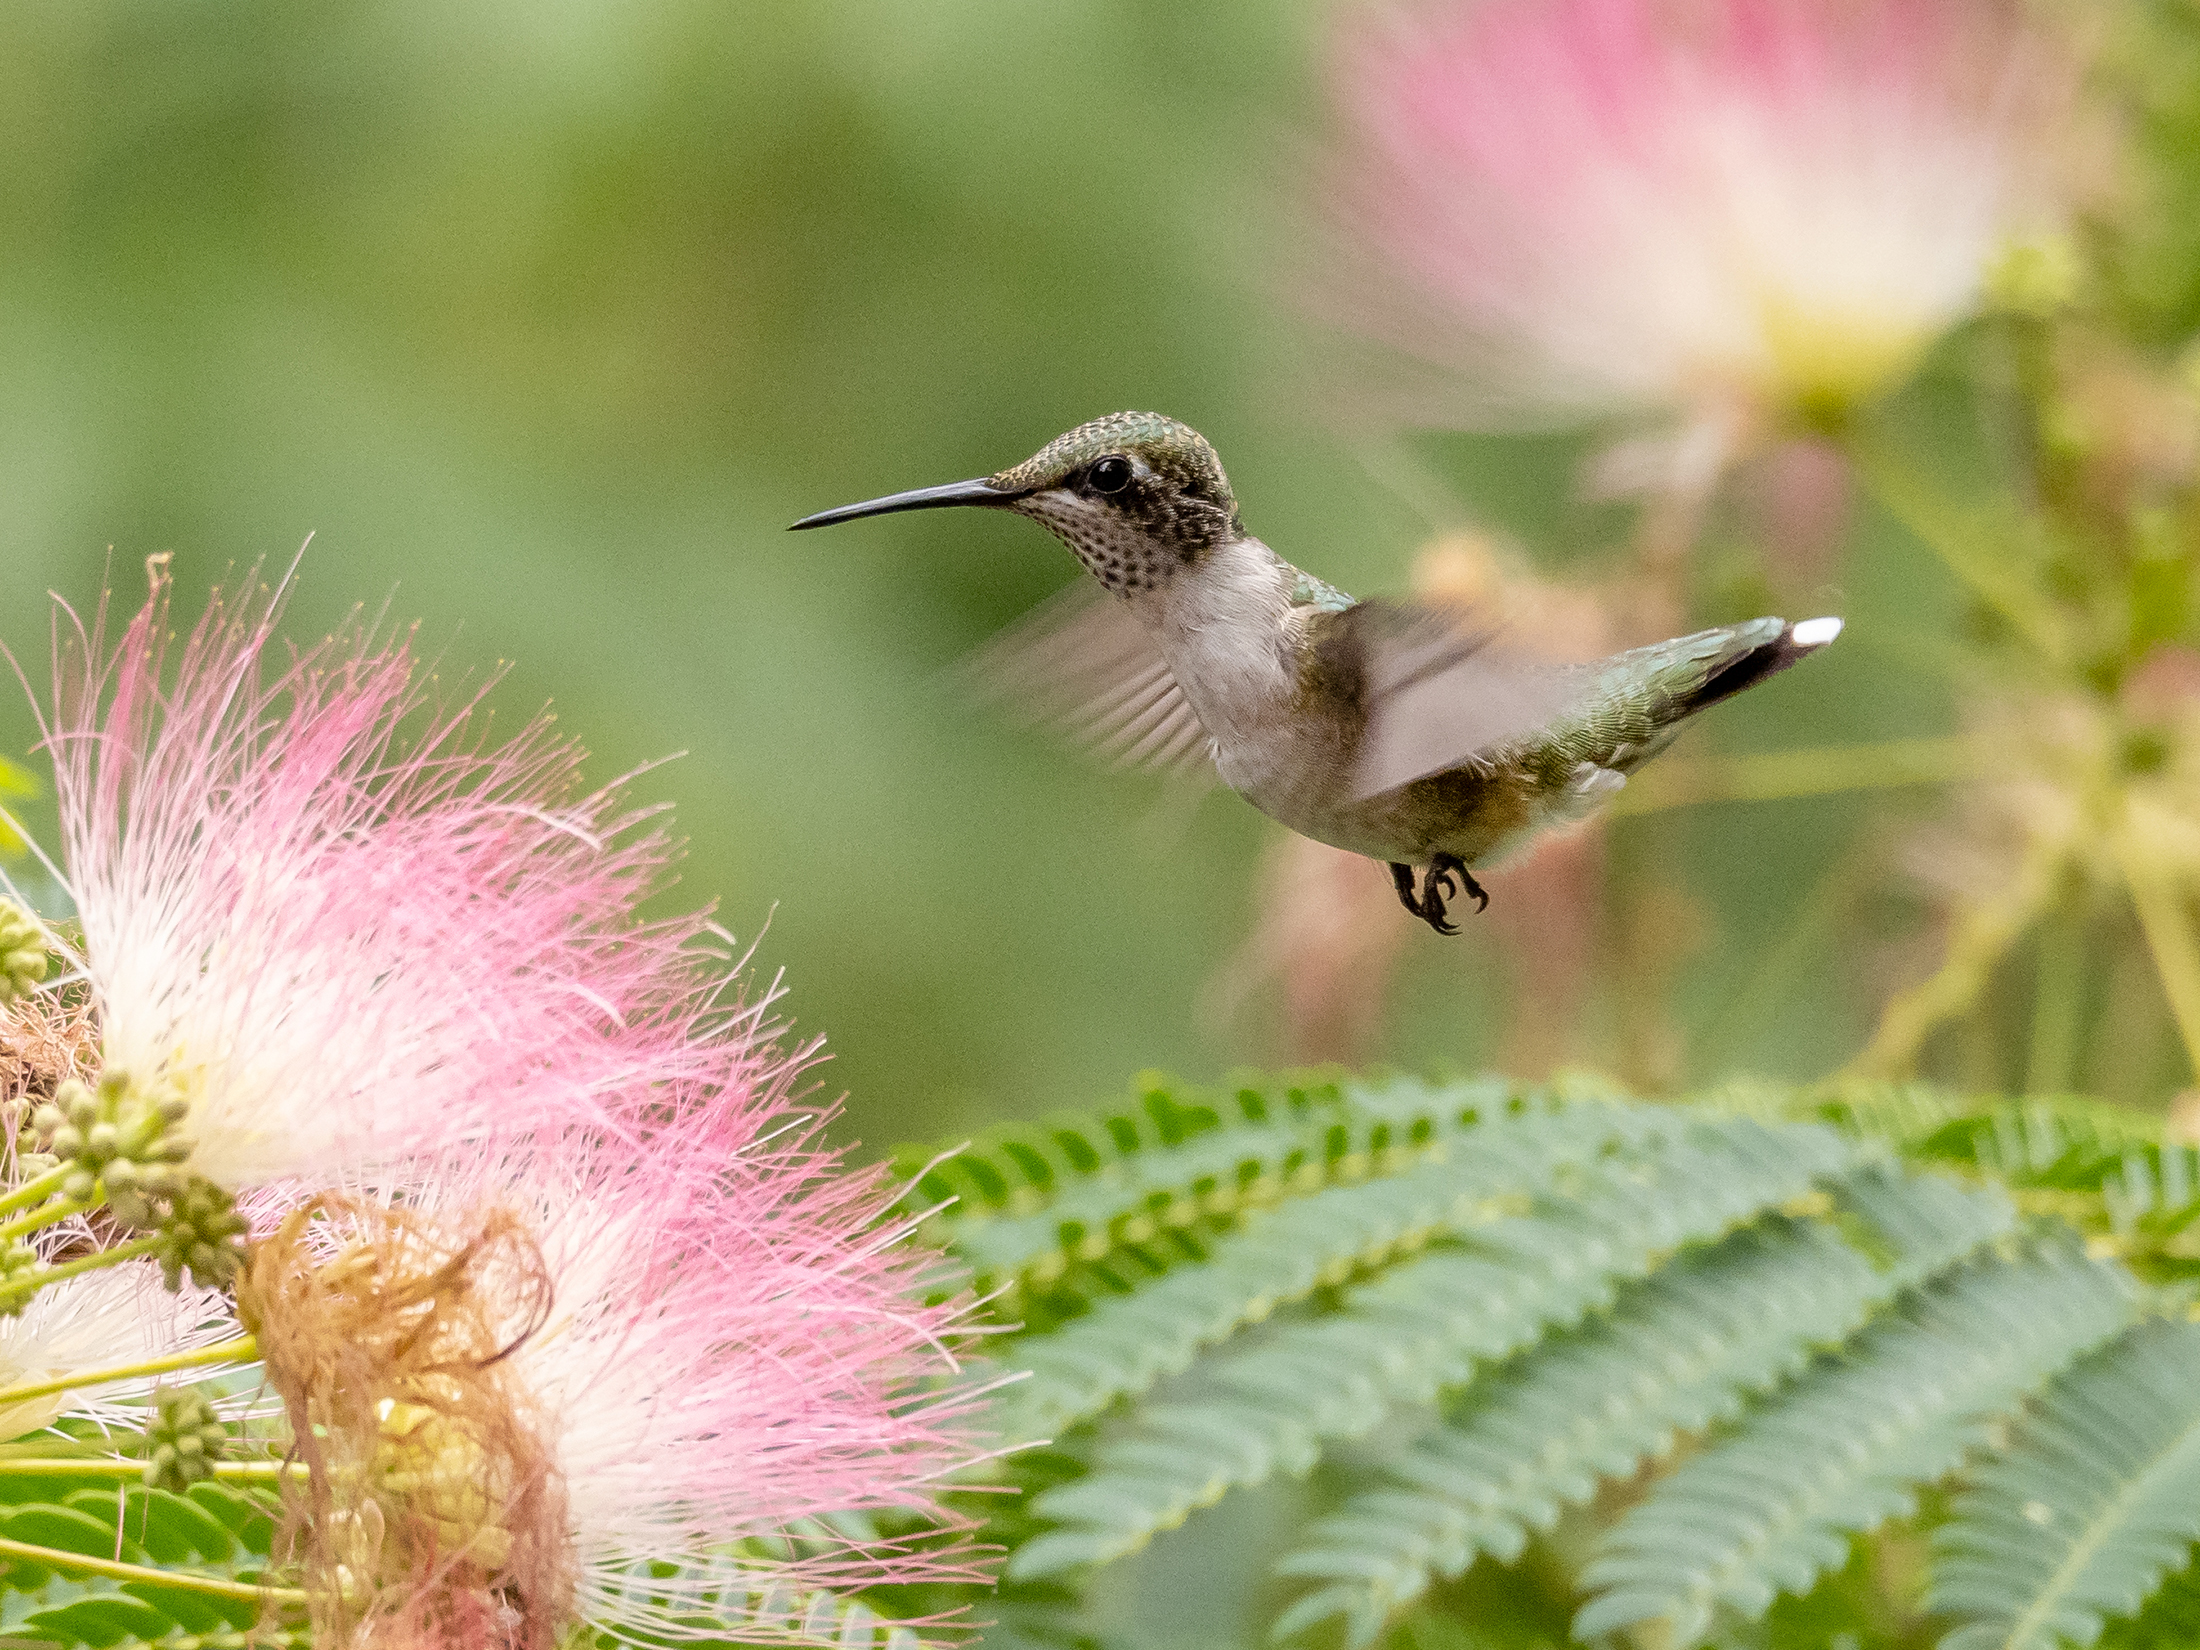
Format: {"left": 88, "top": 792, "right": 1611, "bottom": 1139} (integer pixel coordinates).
{"left": 4, "top": 562, "right": 723, "bottom": 1194}
{"left": 515, "top": 1105, "right": 983, "bottom": 1642}
{"left": 258, "top": 1027, "right": 985, "bottom": 1648}
{"left": 1325, "top": 0, "right": 2058, "bottom": 477}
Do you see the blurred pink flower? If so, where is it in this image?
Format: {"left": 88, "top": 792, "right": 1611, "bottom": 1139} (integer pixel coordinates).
{"left": 1204, "top": 832, "right": 1410, "bottom": 1065}
{"left": 259, "top": 1032, "right": 985, "bottom": 1647}
{"left": 9, "top": 561, "right": 724, "bottom": 1193}
{"left": 1326, "top": 0, "right": 2056, "bottom": 479}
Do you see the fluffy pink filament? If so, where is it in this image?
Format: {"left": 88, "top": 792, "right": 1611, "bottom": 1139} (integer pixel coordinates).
{"left": 366, "top": 1034, "right": 989, "bottom": 1644}
{"left": 1326, "top": 0, "right": 2055, "bottom": 432}
{"left": 13, "top": 563, "right": 728, "bottom": 1191}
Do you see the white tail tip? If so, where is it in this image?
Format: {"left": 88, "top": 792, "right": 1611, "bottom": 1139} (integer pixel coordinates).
{"left": 1790, "top": 616, "right": 1843, "bottom": 648}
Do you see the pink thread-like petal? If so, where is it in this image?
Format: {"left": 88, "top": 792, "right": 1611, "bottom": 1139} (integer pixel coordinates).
{"left": 1321, "top": 0, "right": 2063, "bottom": 429}
{"left": 21, "top": 566, "right": 732, "bottom": 1191}
{"left": 353, "top": 1039, "right": 993, "bottom": 1643}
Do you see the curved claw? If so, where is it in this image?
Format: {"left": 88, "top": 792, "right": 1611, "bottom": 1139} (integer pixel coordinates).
{"left": 1391, "top": 856, "right": 1477, "bottom": 936}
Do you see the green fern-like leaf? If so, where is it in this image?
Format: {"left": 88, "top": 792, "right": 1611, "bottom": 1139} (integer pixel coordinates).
{"left": 1009, "top": 1116, "right": 1854, "bottom": 1579}
{"left": 1576, "top": 1239, "right": 2139, "bottom": 1647}
{"left": 902, "top": 1074, "right": 2200, "bottom": 1650}
{"left": 0, "top": 1408, "right": 291, "bottom": 1648}
{"left": 1273, "top": 1168, "right": 2013, "bottom": 1646}
{"left": 913, "top": 1076, "right": 1678, "bottom": 1324}
{"left": 980, "top": 1096, "right": 1690, "bottom": 1446}
{"left": 893, "top": 1076, "right": 1243, "bottom": 1216}
{"left": 1734, "top": 1083, "right": 2200, "bottom": 1278}
{"left": 0, "top": 1493, "right": 290, "bottom": 1645}
{"left": 1929, "top": 1317, "right": 2200, "bottom": 1650}
{"left": 584, "top": 1558, "right": 929, "bottom": 1648}
{"left": 913, "top": 1077, "right": 1558, "bottom": 1319}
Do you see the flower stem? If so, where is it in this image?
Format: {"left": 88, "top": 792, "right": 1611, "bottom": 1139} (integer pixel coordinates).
{"left": 2121, "top": 848, "right": 2200, "bottom": 1081}
{"left": 0, "top": 1234, "right": 163, "bottom": 1312}
{"left": 0, "top": 1164, "right": 69, "bottom": 1222}
{"left": 1609, "top": 737, "right": 1982, "bottom": 817}
{"left": 0, "top": 1337, "right": 257, "bottom": 1411}
{"left": 0, "top": 1196, "right": 90, "bottom": 1247}
{"left": 1846, "top": 839, "right": 2062, "bottom": 1079}
{"left": 0, "top": 1531, "right": 311, "bottom": 1606}
{"left": 2025, "top": 895, "right": 2088, "bottom": 1096}
{"left": 0, "top": 1457, "right": 301, "bottom": 1481}
{"left": 1849, "top": 440, "right": 2068, "bottom": 667}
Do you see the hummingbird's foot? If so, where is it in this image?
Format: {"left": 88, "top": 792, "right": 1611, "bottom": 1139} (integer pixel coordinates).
{"left": 1389, "top": 857, "right": 1485, "bottom": 936}
{"left": 1389, "top": 862, "right": 1443, "bottom": 931}
{"left": 1431, "top": 853, "right": 1489, "bottom": 917}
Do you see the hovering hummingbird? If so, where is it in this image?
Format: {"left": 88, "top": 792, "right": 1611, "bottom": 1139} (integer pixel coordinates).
{"left": 792, "top": 412, "right": 1840, "bottom": 935}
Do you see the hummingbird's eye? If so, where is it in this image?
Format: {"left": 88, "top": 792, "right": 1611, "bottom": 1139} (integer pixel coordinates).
{"left": 1088, "top": 456, "right": 1134, "bottom": 495}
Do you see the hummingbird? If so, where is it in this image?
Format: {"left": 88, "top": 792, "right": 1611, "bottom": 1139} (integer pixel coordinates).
{"left": 792, "top": 412, "right": 1840, "bottom": 935}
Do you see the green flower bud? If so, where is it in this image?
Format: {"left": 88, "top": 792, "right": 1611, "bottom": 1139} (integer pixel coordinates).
{"left": 142, "top": 1389, "right": 226, "bottom": 1493}
{"left": 59, "top": 1083, "right": 97, "bottom": 1129}
{"left": 0, "top": 905, "right": 48, "bottom": 1008}
{"left": 150, "top": 1177, "right": 249, "bottom": 1291}
{"left": 0, "top": 1241, "right": 36, "bottom": 1323}
{"left": 37, "top": 1070, "right": 201, "bottom": 1225}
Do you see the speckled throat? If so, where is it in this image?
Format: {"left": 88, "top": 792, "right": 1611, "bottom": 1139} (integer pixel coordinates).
{"left": 991, "top": 412, "right": 1244, "bottom": 597}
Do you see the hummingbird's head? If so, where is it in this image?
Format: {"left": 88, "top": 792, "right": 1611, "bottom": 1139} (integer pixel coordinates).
{"left": 984, "top": 412, "right": 1242, "bottom": 595}
{"left": 791, "top": 412, "right": 1243, "bottom": 598}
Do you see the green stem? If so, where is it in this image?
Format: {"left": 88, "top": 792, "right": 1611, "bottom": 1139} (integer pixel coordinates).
{"left": 1688, "top": 842, "right": 1872, "bottom": 1076}
{"left": 0, "top": 1196, "right": 90, "bottom": 1247}
{"left": 0, "top": 1337, "right": 257, "bottom": 1411}
{"left": 0, "top": 1531, "right": 310, "bottom": 1607}
{"left": 1610, "top": 736, "right": 1984, "bottom": 817}
{"left": 2122, "top": 848, "right": 2200, "bottom": 1082}
{"left": 2025, "top": 895, "right": 2088, "bottom": 1097}
{"left": 0, "top": 1234, "right": 163, "bottom": 1312}
{"left": 0, "top": 1458, "right": 301, "bottom": 1482}
{"left": 1846, "top": 837, "right": 2063, "bottom": 1079}
{"left": 1848, "top": 440, "right": 2068, "bottom": 666}
{"left": 0, "top": 1165, "right": 69, "bottom": 1222}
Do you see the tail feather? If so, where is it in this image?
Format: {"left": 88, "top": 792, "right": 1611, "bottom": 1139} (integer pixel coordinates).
{"left": 1674, "top": 616, "right": 1843, "bottom": 718}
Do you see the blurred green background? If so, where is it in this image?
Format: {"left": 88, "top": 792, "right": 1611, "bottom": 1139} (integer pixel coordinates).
{"left": 0, "top": 0, "right": 1985, "bottom": 1150}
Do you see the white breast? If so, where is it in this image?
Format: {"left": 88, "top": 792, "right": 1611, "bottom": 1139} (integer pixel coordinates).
{"left": 1133, "top": 538, "right": 1306, "bottom": 798}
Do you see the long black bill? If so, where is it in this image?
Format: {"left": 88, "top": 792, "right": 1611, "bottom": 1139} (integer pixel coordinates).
{"left": 788, "top": 477, "right": 1021, "bottom": 531}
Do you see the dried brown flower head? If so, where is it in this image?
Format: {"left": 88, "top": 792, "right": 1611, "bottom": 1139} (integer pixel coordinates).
{"left": 242, "top": 1199, "right": 570, "bottom": 1650}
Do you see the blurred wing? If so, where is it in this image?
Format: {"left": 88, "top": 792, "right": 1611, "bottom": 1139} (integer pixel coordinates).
{"left": 1345, "top": 600, "right": 1586, "bottom": 800}
{"left": 966, "top": 582, "right": 1217, "bottom": 781}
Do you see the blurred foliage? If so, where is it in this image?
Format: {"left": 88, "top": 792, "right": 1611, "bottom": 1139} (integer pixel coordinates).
{"left": 0, "top": 0, "right": 1977, "bottom": 1149}
{"left": 0, "top": 759, "right": 32, "bottom": 860}
{"left": 881, "top": 1069, "right": 2200, "bottom": 1650}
